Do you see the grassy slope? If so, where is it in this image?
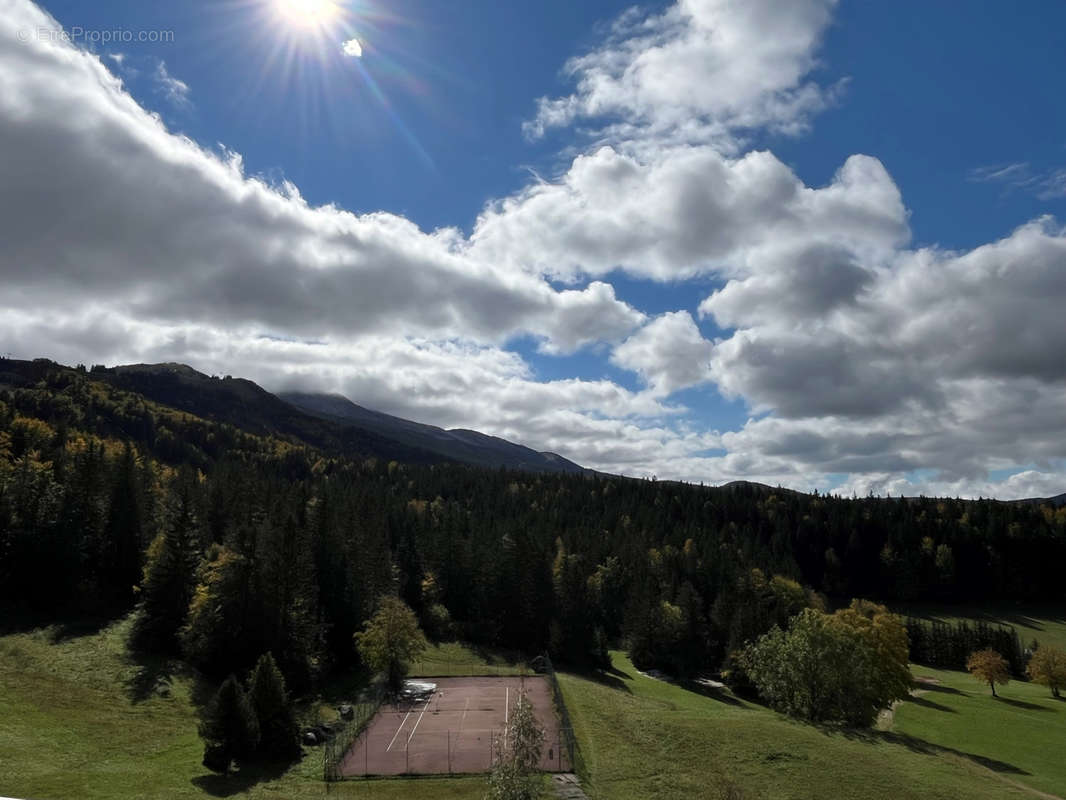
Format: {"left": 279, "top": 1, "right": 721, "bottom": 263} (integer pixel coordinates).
{"left": 894, "top": 603, "right": 1066, "bottom": 652}
{"left": 408, "top": 642, "right": 530, "bottom": 678}
{"left": 559, "top": 651, "right": 1043, "bottom": 800}
{"left": 0, "top": 620, "right": 488, "bottom": 800}
{"left": 894, "top": 665, "right": 1066, "bottom": 798}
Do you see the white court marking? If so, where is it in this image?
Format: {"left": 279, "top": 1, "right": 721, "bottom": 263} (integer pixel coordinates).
{"left": 456, "top": 696, "right": 470, "bottom": 744}
{"left": 406, "top": 700, "right": 429, "bottom": 749}
{"left": 386, "top": 709, "right": 413, "bottom": 752}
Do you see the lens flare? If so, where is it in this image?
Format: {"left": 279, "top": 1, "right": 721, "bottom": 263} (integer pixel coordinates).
{"left": 274, "top": 0, "right": 340, "bottom": 28}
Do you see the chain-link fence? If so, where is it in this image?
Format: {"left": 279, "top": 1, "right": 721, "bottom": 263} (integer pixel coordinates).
{"left": 532, "top": 653, "right": 584, "bottom": 776}
{"left": 323, "top": 680, "right": 386, "bottom": 781}
{"left": 334, "top": 727, "right": 573, "bottom": 776}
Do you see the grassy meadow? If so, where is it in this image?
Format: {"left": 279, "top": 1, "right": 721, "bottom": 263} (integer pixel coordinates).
{"left": 895, "top": 603, "right": 1066, "bottom": 652}
{"left": 0, "top": 618, "right": 489, "bottom": 800}
{"left": 2, "top": 614, "right": 1064, "bottom": 800}
{"left": 558, "top": 651, "right": 1056, "bottom": 800}
{"left": 408, "top": 641, "right": 531, "bottom": 678}
{"left": 893, "top": 665, "right": 1066, "bottom": 798}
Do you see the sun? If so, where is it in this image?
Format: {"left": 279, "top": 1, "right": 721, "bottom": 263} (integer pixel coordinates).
{"left": 274, "top": 0, "right": 341, "bottom": 29}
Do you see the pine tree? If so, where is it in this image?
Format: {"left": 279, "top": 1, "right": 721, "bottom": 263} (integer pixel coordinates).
{"left": 199, "top": 674, "right": 260, "bottom": 773}
{"left": 102, "top": 442, "right": 143, "bottom": 610}
{"left": 131, "top": 477, "right": 201, "bottom": 654}
{"left": 247, "top": 652, "right": 300, "bottom": 761}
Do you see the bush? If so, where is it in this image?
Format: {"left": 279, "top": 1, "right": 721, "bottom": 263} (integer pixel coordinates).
{"left": 742, "top": 602, "right": 912, "bottom": 726}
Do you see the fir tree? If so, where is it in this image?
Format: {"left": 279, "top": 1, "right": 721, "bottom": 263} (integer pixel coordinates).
{"left": 199, "top": 674, "right": 260, "bottom": 773}
{"left": 247, "top": 652, "right": 300, "bottom": 761}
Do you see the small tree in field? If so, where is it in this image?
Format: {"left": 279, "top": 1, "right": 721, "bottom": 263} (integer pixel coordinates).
{"left": 200, "top": 674, "right": 260, "bottom": 773}
{"left": 247, "top": 652, "right": 300, "bottom": 761}
{"left": 354, "top": 596, "right": 427, "bottom": 693}
{"left": 486, "top": 689, "right": 545, "bottom": 800}
{"left": 1027, "top": 646, "right": 1066, "bottom": 698}
{"left": 967, "top": 649, "right": 1010, "bottom": 697}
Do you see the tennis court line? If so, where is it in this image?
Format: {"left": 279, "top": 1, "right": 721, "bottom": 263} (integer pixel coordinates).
{"left": 406, "top": 700, "right": 429, "bottom": 749}
{"left": 386, "top": 709, "right": 413, "bottom": 752}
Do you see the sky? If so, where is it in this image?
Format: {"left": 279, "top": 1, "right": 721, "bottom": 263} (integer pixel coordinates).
{"left": 2, "top": 0, "right": 1066, "bottom": 499}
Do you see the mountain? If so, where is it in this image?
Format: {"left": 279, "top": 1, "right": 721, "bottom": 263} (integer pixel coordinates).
{"left": 0, "top": 358, "right": 585, "bottom": 474}
{"left": 280, "top": 391, "right": 586, "bottom": 474}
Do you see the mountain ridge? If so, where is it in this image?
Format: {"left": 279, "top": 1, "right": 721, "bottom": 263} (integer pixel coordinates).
{"left": 279, "top": 390, "right": 586, "bottom": 475}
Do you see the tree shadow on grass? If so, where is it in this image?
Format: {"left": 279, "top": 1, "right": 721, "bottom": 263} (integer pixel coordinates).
{"left": 917, "top": 682, "right": 967, "bottom": 696}
{"left": 123, "top": 651, "right": 174, "bottom": 704}
{"left": 994, "top": 696, "right": 1055, "bottom": 712}
{"left": 572, "top": 667, "right": 632, "bottom": 694}
{"left": 190, "top": 759, "right": 293, "bottom": 798}
{"left": 677, "top": 678, "right": 747, "bottom": 708}
{"left": 904, "top": 695, "right": 956, "bottom": 713}
{"left": 841, "top": 729, "right": 1030, "bottom": 776}
{"left": 46, "top": 614, "right": 123, "bottom": 643}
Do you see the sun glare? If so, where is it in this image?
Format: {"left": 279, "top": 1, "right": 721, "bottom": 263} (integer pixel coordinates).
{"left": 274, "top": 0, "right": 341, "bottom": 28}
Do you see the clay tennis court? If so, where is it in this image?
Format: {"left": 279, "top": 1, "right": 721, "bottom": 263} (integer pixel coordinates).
{"left": 337, "top": 676, "right": 571, "bottom": 776}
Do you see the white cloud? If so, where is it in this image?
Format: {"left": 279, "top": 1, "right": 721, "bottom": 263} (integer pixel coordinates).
{"left": 153, "top": 59, "right": 190, "bottom": 107}
{"left": 470, "top": 147, "right": 906, "bottom": 282}
{"left": 969, "top": 161, "right": 1066, "bottom": 200}
{"left": 611, "top": 311, "right": 714, "bottom": 396}
{"left": 341, "top": 38, "right": 362, "bottom": 58}
{"left": 3, "top": 0, "right": 1066, "bottom": 500}
{"left": 526, "top": 0, "right": 841, "bottom": 149}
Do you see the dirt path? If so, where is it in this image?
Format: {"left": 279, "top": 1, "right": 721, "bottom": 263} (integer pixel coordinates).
{"left": 551, "top": 773, "right": 589, "bottom": 800}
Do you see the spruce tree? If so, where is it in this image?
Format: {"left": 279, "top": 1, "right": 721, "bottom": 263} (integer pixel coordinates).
{"left": 247, "top": 652, "right": 300, "bottom": 761}
{"left": 131, "top": 477, "right": 201, "bottom": 654}
{"left": 200, "top": 674, "right": 260, "bottom": 773}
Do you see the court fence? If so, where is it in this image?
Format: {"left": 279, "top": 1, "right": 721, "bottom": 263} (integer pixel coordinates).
{"left": 532, "top": 652, "right": 585, "bottom": 777}
{"left": 323, "top": 679, "right": 386, "bottom": 782}
{"left": 407, "top": 661, "right": 534, "bottom": 678}
{"left": 333, "top": 726, "right": 574, "bottom": 777}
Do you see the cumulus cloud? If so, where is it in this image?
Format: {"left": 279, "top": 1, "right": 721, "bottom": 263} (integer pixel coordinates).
{"left": 469, "top": 147, "right": 907, "bottom": 282}
{"left": 4, "top": 0, "right": 1066, "bottom": 499}
{"left": 0, "top": 2, "right": 642, "bottom": 356}
{"left": 341, "top": 38, "right": 362, "bottom": 58}
{"left": 525, "top": 0, "right": 841, "bottom": 149}
{"left": 611, "top": 312, "right": 714, "bottom": 396}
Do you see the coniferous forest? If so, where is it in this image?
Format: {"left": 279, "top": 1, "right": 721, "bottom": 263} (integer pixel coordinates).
{"left": 2, "top": 358, "right": 1065, "bottom": 696}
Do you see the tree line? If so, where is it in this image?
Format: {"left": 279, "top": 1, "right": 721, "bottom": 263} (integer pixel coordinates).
{"left": 2, "top": 365, "right": 1066, "bottom": 727}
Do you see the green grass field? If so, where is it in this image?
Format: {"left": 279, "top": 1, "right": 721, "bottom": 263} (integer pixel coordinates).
{"left": 0, "top": 619, "right": 490, "bottom": 800}
{"left": 3, "top": 617, "right": 1062, "bottom": 800}
{"left": 894, "top": 603, "right": 1066, "bottom": 652}
{"left": 558, "top": 651, "right": 1052, "bottom": 800}
{"left": 408, "top": 642, "right": 531, "bottom": 678}
{"left": 893, "top": 665, "right": 1066, "bottom": 798}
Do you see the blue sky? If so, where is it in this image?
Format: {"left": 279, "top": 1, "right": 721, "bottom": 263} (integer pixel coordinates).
{"left": 4, "top": 0, "right": 1066, "bottom": 497}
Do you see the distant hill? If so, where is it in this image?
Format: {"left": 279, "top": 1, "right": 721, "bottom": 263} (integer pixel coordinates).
{"left": 1014, "top": 492, "right": 1066, "bottom": 508}
{"left": 280, "top": 391, "right": 586, "bottom": 474}
{"left": 0, "top": 358, "right": 586, "bottom": 475}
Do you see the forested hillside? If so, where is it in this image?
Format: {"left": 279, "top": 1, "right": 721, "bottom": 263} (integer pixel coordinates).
{"left": 2, "top": 358, "right": 1065, "bottom": 693}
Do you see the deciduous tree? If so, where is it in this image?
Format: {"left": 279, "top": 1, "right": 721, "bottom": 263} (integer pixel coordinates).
{"left": 354, "top": 596, "right": 427, "bottom": 692}
{"left": 485, "top": 689, "right": 544, "bottom": 800}
{"left": 966, "top": 649, "right": 1010, "bottom": 697}
{"left": 1026, "top": 645, "right": 1066, "bottom": 698}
